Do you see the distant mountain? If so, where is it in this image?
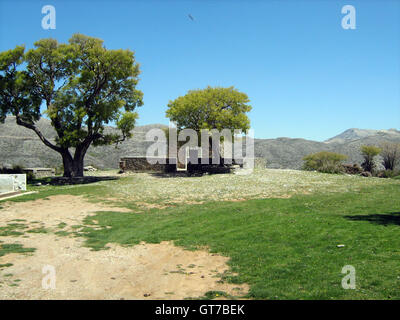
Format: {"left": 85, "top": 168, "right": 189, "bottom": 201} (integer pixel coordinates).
{"left": 1, "top": 117, "right": 399, "bottom": 170}
{"left": 255, "top": 128, "right": 400, "bottom": 169}
{"left": 325, "top": 128, "right": 400, "bottom": 144}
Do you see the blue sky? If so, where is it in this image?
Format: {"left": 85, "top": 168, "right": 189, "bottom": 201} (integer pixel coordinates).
{"left": 0, "top": 0, "right": 399, "bottom": 141}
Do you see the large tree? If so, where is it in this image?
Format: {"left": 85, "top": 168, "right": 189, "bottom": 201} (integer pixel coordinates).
{"left": 360, "top": 145, "right": 381, "bottom": 173}
{"left": 0, "top": 34, "right": 143, "bottom": 177}
{"left": 166, "top": 86, "right": 251, "bottom": 133}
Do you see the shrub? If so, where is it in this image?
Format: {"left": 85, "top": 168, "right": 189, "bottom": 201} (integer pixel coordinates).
{"left": 360, "top": 171, "right": 372, "bottom": 177}
{"left": 376, "top": 169, "right": 400, "bottom": 179}
{"left": 360, "top": 145, "right": 381, "bottom": 173}
{"left": 302, "top": 151, "right": 348, "bottom": 174}
{"left": 11, "top": 165, "right": 24, "bottom": 173}
{"left": 342, "top": 163, "right": 363, "bottom": 175}
{"left": 26, "top": 172, "right": 35, "bottom": 182}
{"left": 0, "top": 165, "right": 24, "bottom": 174}
{"left": 380, "top": 142, "right": 400, "bottom": 170}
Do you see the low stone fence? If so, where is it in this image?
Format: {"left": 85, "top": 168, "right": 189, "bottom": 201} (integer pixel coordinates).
{"left": 119, "top": 156, "right": 265, "bottom": 173}
{"left": 119, "top": 157, "right": 176, "bottom": 173}
{"left": 23, "top": 168, "right": 55, "bottom": 178}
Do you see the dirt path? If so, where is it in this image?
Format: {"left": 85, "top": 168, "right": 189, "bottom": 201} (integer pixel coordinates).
{"left": 0, "top": 195, "right": 248, "bottom": 299}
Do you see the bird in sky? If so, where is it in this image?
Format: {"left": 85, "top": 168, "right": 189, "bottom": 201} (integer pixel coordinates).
{"left": 188, "top": 14, "right": 194, "bottom": 21}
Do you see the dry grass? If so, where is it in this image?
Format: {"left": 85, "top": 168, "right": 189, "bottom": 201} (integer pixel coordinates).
{"left": 86, "top": 169, "right": 399, "bottom": 207}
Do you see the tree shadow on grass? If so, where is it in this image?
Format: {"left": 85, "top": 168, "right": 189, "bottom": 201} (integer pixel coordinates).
{"left": 28, "top": 176, "right": 119, "bottom": 186}
{"left": 344, "top": 212, "right": 400, "bottom": 226}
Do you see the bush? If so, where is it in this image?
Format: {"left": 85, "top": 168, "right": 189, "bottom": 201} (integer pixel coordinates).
{"left": 11, "top": 165, "right": 24, "bottom": 173}
{"left": 0, "top": 164, "right": 24, "bottom": 174}
{"left": 376, "top": 169, "right": 400, "bottom": 179}
{"left": 342, "top": 163, "right": 363, "bottom": 175}
{"left": 380, "top": 142, "right": 400, "bottom": 170}
{"left": 303, "top": 151, "right": 348, "bottom": 174}
{"left": 361, "top": 145, "right": 381, "bottom": 173}
{"left": 360, "top": 171, "right": 372, "bottom": 177}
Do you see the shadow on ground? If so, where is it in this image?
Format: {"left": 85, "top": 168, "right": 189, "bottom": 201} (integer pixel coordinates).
{"left": 28, "top": 176, "right": 119, "bottom": 186}
{"left": 344, "top": 212, "right": 400, "bottom": 226}
{"left": 149, "top": 167, "right": 232, "bottom": 178}
{"left": 149, "top": 172, "right": 205, "bottom": 178}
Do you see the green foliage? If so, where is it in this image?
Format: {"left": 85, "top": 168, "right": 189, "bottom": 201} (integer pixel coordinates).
{"left": 0, "top": 34, "right": 143, "bottom": 177}
{"left": 166, "top": 86, "right": 251, "bottom": 133}
{"left": 116, "top": 111, "right": 138, "bottom": 140}
{"left": 361, "top": 145, "right": 381, "bottom": 172}
{"left": 0, "top": 46, "right": 41, "bottom": 124}
{"left": 302, "top": 151, "right": 347, "bottom": 174}
{"left": 361, "top": 145, "right": 381, "bottom": 157}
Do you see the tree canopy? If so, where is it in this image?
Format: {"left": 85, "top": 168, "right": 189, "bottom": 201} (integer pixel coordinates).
{"left": 166, "top": 86, "right": 251, "bottom": 133}
{"left": 0, "top": 34, "right": 143, "bottom": 177}
{"left": 360, "top": 145, "right": 381, "bottom": 172}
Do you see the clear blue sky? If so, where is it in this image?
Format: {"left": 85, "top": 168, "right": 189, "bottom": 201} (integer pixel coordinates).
{"left": 1, "top": 0, "right": 399, "bottom": 141}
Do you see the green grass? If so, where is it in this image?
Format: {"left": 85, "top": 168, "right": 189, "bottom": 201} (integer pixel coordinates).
{"left": 57, "top": 222, "right": 67, "bottom": 229}
{"left": 1, "top": 169, "right": 400, "bottom": 299}
{"left": 0, "top": 223, "right": 28, "bottom": 236}
{"left": 26, "top": 227, "right": 50, "bottom": 234}
{"left": 0, "top": 244, "right": 36, "bottom": 257}
{"left": 78, "top": 183, "right": 400, "bottom": 300}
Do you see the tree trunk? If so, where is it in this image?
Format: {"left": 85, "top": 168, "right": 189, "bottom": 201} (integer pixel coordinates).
{"left": 14, "top": 117, "right": 92, "bottom": 178}
{"left": 61, "top": 149, "right": 85, "bottom": 178}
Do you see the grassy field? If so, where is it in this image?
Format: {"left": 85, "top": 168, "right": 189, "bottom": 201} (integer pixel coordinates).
{"left": 1, "top": 169, "right": 400, "bottom": 299}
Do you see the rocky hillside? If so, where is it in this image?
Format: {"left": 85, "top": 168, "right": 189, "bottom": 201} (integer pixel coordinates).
{"left": 0, "top": 117, "right": 166, "bottom": 170}
{"left": 1, "top": 117, "right": 399, "bottom": 170}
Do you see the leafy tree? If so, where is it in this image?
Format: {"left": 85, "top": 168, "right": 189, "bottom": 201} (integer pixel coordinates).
{"left": 360, "top": 145, "right": 381, "bottom": 173}
{"left": 302, "top": 151, "right": 348, "bottom": 174}
{"left": 0, "top": 34, "right": 143, "bottom": 177}
{"left": 166, "top": 86, "right": 251, "bottom": 134}
{"left": 380, "top": 142, "right": 400, "bottom": 170}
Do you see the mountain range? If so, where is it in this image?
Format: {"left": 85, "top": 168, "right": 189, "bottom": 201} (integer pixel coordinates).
{"left": 1, "top": 117, "right": 399, "bottom": 170}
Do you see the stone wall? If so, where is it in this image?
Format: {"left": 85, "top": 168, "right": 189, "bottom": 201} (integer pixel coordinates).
{"left": 119, "top": 157, "right": 176, "bottom": 173}
{"left": 23, "top": 168, "right": 55, "bottom": 178}
{"left": 119, "top": 156, "right": 265, "bottom": 173}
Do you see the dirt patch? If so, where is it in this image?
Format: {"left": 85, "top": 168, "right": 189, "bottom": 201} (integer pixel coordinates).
{"left": 135, "top": 202, "right": 169, "bottom": 210}
{"left": 0, "top": 195, "right": 130, "bottom": 232}
{"left": 0, "top": 195, "right": 248, "bottom": 299}
{"left": 0, "top": 236, "right": 248, "bottom": 299}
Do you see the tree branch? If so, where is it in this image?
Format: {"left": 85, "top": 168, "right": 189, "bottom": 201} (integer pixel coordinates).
{"left": 15, "top": 116, "right": 63, "bottom": 153}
